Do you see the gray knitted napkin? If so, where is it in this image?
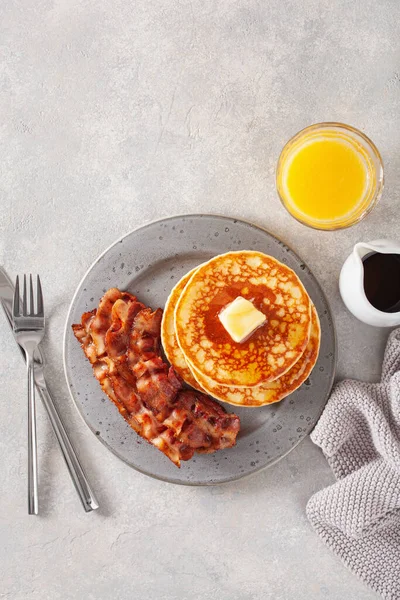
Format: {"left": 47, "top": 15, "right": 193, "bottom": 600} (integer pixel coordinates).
{"left": 307, "top": 328, "right": 400, "bottom": 600}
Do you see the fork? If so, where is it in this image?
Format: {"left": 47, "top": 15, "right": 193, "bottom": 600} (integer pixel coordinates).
{"left": 12, "top": 275, "right": 44, "bottom": 515}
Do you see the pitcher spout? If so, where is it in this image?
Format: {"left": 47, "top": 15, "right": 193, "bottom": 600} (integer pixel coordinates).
{"left": 354, "top": 239, "right": 400, "bottom": 259}
{"left": 353, "top": 241, "right": 381, "bottom": 262}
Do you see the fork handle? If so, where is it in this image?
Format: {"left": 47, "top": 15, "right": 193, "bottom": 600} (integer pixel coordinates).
{"left": 27, "top": 356, "right": 39, "bottom": 515}
{"left": 36, "top": 384, "right": 99, "bottom": 512}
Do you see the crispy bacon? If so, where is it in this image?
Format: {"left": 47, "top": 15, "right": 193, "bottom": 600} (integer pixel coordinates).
{"left": 72, "top": 288, "right": 240, "bottom": 466}
{"left": 90, "top": 288, "right": 122, "bottom": 355}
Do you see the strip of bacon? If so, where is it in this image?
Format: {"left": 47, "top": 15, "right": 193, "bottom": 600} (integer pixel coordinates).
{"left": 72, "top": 289, "right": 240, "bottom": 466}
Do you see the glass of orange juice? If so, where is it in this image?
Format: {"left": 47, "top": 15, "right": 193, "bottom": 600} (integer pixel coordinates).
{"left": 276, "top": 122, "right": 384, "bottom": 230}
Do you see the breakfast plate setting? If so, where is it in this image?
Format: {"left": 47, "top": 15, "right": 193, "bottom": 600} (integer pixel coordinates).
{"left": 64, "top": 214, "right": 336, "bottom": 485}
{"left": 5, "top": 5, "right": 400, "bottom": 596}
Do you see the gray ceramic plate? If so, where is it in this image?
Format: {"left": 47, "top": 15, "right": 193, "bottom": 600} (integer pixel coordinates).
{"left": 64, "top": 215, "right": 336, "bottom": 485}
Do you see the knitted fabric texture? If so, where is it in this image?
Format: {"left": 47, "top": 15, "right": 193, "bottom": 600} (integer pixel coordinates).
{"left": 307, "top": 328, "right": 400, "bottom": 600}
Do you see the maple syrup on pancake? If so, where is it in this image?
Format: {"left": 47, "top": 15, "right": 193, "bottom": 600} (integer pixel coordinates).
{"left": 363, "top": 252, "right": 400, "bottom": 313}
{"left": 204, "top": 283, "right": 274, "bottom": 346}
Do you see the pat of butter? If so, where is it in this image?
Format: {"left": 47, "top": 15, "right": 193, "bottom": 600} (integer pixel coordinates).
{"left": 218, "top": 296, "right": 266, "bottom": 343}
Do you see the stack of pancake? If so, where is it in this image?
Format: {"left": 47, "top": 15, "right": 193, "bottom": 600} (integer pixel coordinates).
{"left": 161, "top": 251, "right": 320, "bottom": 407}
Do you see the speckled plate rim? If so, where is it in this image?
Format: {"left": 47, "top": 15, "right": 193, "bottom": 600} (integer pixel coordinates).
{"left": 63, "top": 213, "right": 337, "bottom": 486}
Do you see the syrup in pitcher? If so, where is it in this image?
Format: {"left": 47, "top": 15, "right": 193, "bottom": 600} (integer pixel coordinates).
{"left": 363, "top": 252, "right": 400, "bottom": 313}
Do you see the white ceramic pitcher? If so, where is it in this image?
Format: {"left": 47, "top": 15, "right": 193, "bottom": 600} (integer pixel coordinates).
{"left": 339, "top": 239, "right": 400, "bottom": 327}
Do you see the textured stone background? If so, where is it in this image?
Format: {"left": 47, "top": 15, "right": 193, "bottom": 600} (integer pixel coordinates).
{"left": 1, "top": 0, "right": 399, "bottom": 598}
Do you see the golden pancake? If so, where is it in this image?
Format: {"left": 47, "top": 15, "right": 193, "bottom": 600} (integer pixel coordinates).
{"left": 161, "top": 268, "right": 204, "bottom": 391}
{"left": 189, "top": 305, "right": 320, "bottom": 406}
{"left": 175, "top": 251, "right": 311, "bottom": 387}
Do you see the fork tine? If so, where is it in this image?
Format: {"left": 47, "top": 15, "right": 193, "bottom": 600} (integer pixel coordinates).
{"left": 23, "top": 274, "right": 28, "bottom": 316}
{"left": 36, "top": 275, "right": 44, "bottom": 316}
{"left": 29, "top": 274, "right": 34, "bottom": 316}
{"left": 13, "top": 275, "right": 20, "bottom": 317}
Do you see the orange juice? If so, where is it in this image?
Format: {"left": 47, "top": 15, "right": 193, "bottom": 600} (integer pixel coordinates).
{"left": 276, "top": 123, "right": 384, "bottom": 230}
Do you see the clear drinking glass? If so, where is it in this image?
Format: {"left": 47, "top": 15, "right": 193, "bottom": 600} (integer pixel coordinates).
{"left": 276, "top": 122, "right": 384, "bottom": 230}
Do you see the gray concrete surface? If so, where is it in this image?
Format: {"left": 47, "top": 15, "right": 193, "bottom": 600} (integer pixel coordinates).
{"left": 1, "top": 0, "right": 399, "bottom": 598}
